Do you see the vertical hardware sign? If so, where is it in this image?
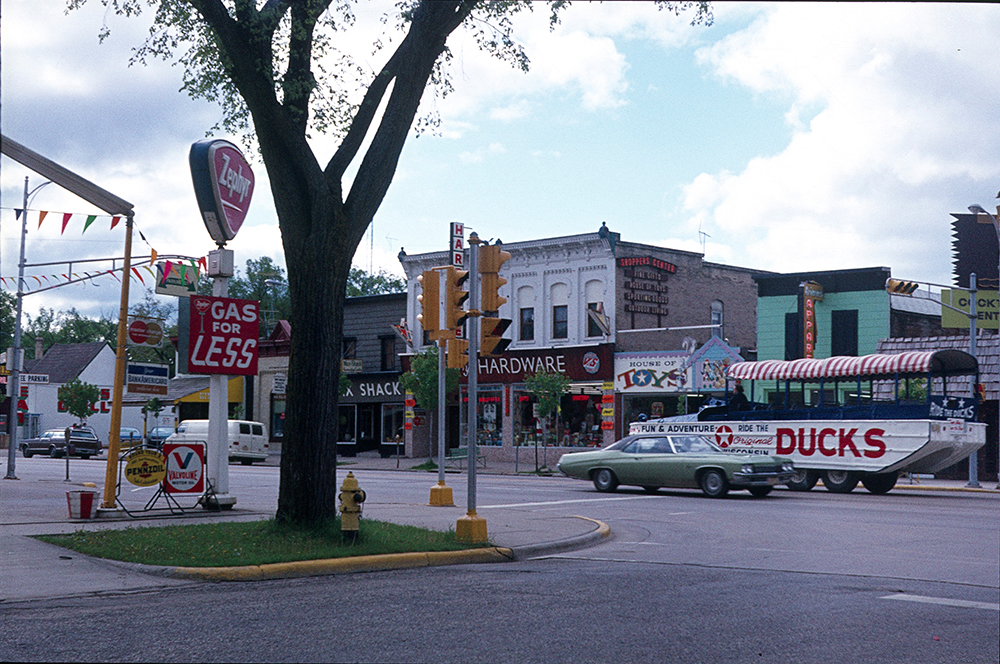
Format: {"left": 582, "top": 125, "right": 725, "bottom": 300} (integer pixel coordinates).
{"left": 188, "top": 295, "right": 260, "bottom": 376}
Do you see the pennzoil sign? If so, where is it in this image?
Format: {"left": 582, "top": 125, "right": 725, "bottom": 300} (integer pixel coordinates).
{"left": 124, "top": 450, "right": 167, "bottom": 487}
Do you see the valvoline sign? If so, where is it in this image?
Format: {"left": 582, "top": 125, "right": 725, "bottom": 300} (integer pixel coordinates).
{"left": 189, "top": 139, "right": 255, "bottom": 245}
{"left": 188, "top": 295, "right": 259, "bottom": 376}
{"left": 163, "top": 442, "right": 205, "bottom": 494}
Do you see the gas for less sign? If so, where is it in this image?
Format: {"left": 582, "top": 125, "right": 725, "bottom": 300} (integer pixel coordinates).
{"left": 188, "top": 295, "right": 260, "bottom": 376}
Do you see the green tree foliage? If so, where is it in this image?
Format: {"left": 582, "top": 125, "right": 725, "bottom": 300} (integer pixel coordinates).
{"left": 58, "top": 379, "right": 102, "bottom": 424}
{"left": 524, "top": 370, "right": 570, "bottom": 420}
{"left": 73, "top": 0, "right": 711, "bottom": 526}
{"left": 346, "top": 267, "right": 406, "bottom": 297}
{"left": 0, "top": 292, "right": 15, "bottom": 351}
{"left": 398, "top": 345, "right": 460, "bottom": 457}
{"left": 24, "top": 307, "right": 117, "bottom": 358}
{"left": 398, "top": 345, "right": 460, "bottom": 413}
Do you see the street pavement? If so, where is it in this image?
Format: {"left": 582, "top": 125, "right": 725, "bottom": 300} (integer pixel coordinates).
{"left": 1, "top": 449, "right": 995, "bottom": 604}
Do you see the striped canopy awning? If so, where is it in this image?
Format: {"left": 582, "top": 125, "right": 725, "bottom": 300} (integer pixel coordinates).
{"left": 727, "top": 350, "right": 978, "bottom": 382}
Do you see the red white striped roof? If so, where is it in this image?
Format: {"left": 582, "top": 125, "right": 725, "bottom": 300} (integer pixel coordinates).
{"left": 727, "top": 350, "right": 977, "bottom": 381}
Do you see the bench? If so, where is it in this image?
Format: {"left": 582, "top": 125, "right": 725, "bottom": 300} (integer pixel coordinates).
{"left": 444, "top": 446, "right": 486, "bottom": 470}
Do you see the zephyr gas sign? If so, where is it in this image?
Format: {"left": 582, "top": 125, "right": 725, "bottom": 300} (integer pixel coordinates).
{"left": 189, "top": 139, "right": 255, "bottom": 245}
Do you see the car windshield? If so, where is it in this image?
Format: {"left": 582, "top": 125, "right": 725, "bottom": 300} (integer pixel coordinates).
{"left": 670, "top": 436, "right": 721, "bottom": 454}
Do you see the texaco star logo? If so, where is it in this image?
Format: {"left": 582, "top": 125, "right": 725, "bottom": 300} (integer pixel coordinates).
{"left": 715, "top": 425, "right": 733, "bottom": 448}
{"left": 632, "top": 370, "right": 653, "bottom": 387}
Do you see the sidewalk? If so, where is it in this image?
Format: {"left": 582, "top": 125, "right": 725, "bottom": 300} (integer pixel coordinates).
{"left": 0, "top": 452, "right": 609, "bottom": 604}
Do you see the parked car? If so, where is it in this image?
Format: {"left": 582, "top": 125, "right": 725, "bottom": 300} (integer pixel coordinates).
{"left": 119, "top": 427, "right": 143, "bottom": 449}
{"left": 146, "top": 426, "right": 175, "bottom": 449}
{"left": 556, "top": 433, "right": 795, "bottom": 498}
{"left": 20, "top": 427, "right": 103, "bottom": 459}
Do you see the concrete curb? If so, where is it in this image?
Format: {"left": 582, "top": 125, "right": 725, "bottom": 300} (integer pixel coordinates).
{"left": 890, "top": 483, "right": 1000, "bottom": 493}
{"left": 510, "top": 516, "right": 611, "bottom": 561}
{"left": 158, "top": 547, "right": 516, "bottom": 582}
{"left": 141, "top": 515, "right": 611, "bottom": 581}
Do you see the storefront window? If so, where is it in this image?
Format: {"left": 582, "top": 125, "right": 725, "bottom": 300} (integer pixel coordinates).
{"left": 382, "top": 404, "right": 405, "bottom": 444}
{"left": 461, "top": 385, "right": 504, "bottom": 446}
{"left": 559, "top": 391, "right": 602, "bottom": 447}
{"left": 513, "top": 387, "right": 539, "bottom": 447}
{"left": 338, "top": 405, "right": 356, "bottom": 442}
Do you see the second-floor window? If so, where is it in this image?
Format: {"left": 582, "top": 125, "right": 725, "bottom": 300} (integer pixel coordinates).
{"left": 553, "top": 305, "right": 568, "bottom": 339}
{"left": 520, "top": 307, "right": 534, "bottom": 341}
{"left": 342, "top": 337, "right": 357, "bottom": 359}
{"left": 711, "top": 300, "right": 724, "bottom": 338}
{"left": 380, "top": 336, "right": 397, "bottom": 371}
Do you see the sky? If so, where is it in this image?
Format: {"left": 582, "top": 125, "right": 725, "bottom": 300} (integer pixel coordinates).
{"left": 2, "top": 1, "right": 999, "bottom": 323}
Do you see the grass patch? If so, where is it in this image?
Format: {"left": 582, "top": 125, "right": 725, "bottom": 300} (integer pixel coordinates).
{"left": 35, "top": 518, "right": 488, "bottom": 568}
{"left": 409, "top": 460, "right": 438, "bottom": 472}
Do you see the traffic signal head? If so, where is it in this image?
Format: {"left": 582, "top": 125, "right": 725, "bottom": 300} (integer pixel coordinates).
{"left": 479, "top": 244, "right": 511, "bottom": 314}
{"left": 447, "top": 337, "right": 469, "bottom": 370}
{"left": 444, "top": 266, "right": 470, "bottom": 330}
{"left": 885, "top": 278, "right": 919, "bottom": 295}
{"left": 417, "top": 269, "right": 441, "bottom": 338}
{"left": 480, "top": 317, "right": 511, "bottom": 356}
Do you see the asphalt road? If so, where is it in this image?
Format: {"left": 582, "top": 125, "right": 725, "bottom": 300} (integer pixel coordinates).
{"left": 1, "top": 460, "right": 996, "bottom": 663}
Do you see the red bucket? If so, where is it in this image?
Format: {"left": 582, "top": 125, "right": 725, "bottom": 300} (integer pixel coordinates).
{"left": 67, "top": 490, "right": 97, "bottom": 519}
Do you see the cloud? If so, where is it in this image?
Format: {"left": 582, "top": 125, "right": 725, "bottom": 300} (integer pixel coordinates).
{"left": 682, "top": 3, "right": 1000, "bottom": 282}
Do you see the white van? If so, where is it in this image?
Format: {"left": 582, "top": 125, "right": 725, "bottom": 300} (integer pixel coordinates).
{"left": 166, "top": 420, "right": 269, "bottom": 465}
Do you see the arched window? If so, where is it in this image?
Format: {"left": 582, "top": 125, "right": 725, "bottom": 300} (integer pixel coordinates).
{"left": 711, "top": 300, "right": 724, "bottom": 338}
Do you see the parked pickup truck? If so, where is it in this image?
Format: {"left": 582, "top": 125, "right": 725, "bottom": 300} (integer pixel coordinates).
{"left": 21, "top": 427, "right": 103, "bottom": 459}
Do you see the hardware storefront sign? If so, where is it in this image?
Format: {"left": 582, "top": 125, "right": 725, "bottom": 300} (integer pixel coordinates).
{"left": 188, "top": 295, "right": 260, "bottom": 376}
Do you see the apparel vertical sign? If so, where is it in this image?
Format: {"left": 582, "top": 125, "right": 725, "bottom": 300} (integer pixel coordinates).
{"left": 801, "top": 281, "right": 823, "bottom": 359}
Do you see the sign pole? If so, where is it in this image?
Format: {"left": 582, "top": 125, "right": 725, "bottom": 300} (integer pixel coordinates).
{"left": 100, "top": 212, "right": 134, "bottom": 509}
{"left": 206, "top": 249, "right": 236, "bottom": 508}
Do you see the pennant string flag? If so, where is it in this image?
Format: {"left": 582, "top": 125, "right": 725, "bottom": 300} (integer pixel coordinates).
{"left": 83, "top": 215, "right": 97, "bottom": 233}
{"left": 110, "top": 216, "right": 120, "bottom": 230}
{"left": 38, "top": 210, "right": 48, "bottom": 229}
{"left": 61, "top": 213, "right": 72, "bottom": 235}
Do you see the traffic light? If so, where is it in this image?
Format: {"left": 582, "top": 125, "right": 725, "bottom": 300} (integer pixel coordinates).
{"left": 417, "top": 269, "right": 442, "bottom": 339}
{"left": 885, "top": 278, "right": 919, "bottom": 295}
{"left": 480, "top": 317, "right": 511, "bottom": 356}
{"left": 479, "top": 244, "right": 511, "bottom": 314}
{"left": 447, "top": 337, "right": 469, "bottom": 370}
{"left": 444, "top": 266, "right": 470, "bottom": 330}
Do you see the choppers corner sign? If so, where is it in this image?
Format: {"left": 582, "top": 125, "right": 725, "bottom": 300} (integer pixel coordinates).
{"left": 190, "top": 139, "right": 254, "bottom": 245}
{"left": 189, "top": 296, "right": 259, "bottom": 376}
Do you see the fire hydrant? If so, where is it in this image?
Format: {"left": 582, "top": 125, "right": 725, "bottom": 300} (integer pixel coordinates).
{"left": 338, "top": 472, "right": 366, "bottom": 542}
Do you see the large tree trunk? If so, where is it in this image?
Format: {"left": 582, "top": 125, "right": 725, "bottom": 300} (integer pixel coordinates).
{"left": 189, "top": 0, "right": 477, "bottom": 525}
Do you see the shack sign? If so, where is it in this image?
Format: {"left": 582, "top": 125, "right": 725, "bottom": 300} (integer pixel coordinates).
{"left": 189, "top": 139, "right": 255, "bottom": 245}
{"left": 188, "top": 295, "right": 259, "bottom": 376}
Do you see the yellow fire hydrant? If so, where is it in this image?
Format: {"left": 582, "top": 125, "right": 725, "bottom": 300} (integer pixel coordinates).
{"left": 338, "top": 472, "right": 366, "bottom": 542}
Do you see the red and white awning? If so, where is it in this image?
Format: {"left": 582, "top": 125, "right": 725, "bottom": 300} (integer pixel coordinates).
{"left": 727, "top": 350, "right": 977, "bottom": 382}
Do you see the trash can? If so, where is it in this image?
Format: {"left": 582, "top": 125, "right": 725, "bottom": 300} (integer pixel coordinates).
{"left": 67, "top": 490, "right": 98, "bottom": 519}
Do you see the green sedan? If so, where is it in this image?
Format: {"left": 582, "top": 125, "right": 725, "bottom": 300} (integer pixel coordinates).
{"left": 556, "top": 434, "right": 796, "bottom": 497}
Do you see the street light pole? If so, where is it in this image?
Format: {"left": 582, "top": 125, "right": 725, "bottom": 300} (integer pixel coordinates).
{"left": 969, "top": 201, "right": 1000, "bottom": 489}
{"left": 5, "top": 177, "right": 52, "bottom": 480}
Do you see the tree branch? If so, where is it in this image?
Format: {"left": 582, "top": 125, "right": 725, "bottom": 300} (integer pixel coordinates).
{"left": 337, "top": 1, "right": 475, "bottom": 226}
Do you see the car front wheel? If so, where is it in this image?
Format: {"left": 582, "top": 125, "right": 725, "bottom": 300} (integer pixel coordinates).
{"left": 592, "top": 468, "right": 619, "bottom": 493}
{"left": 48, "top": 446, "right": 61, "bottom": 459}
{"left": 700, "top": 469, "right": 729, "bottom": 497}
